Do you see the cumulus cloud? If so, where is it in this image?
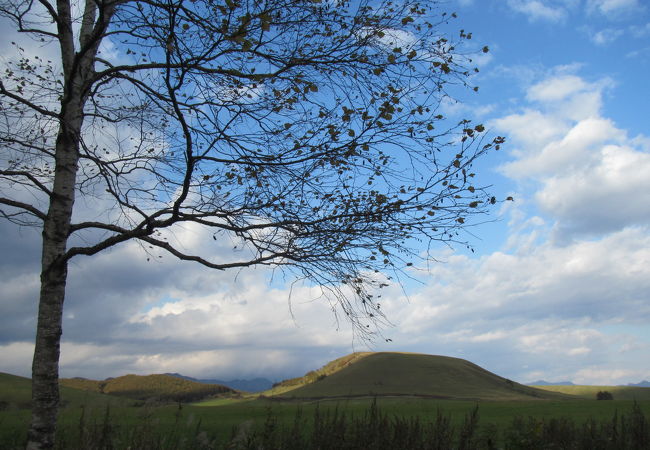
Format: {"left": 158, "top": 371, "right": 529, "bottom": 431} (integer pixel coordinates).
{"left": 586, "top": 0, "right": 643, "bottom": 16}
{"left": 525, "top": 74, "right": 592, "bottom": 103}
{"left": 491, "top": 69, "right": 650, "bottom": 237}
{"left": 378, "top": 226, "right": 650, "bottom": 383}
{"left": 0, "top": 342, "right": 35, "bottom": 377}
{"left": 536, "top": 141, "right": 650, "bottom": 234}
{"left": 353, "top": 68, "right": 647, "bottom": 384}
{"left": 0, "top": 210, "right": 355, "bottom": 380}
{"left": 630, "top": 22, "right": 650, "bottom": 37}
{"left": 505, "top": 0, "right": 568, "bottom": 22}
{"left": 589, "top": 27, "right": 625, "bottom": 45}
{"left": 57, "top": 230, "right": 362, "bottom": 379}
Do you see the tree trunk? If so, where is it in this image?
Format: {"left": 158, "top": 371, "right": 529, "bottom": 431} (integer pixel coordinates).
{"left": 26, "top": 93, "right": 83, "bottom": 450}
{"left": 27, "top": 260, "right": 68, "bottom": 450}
{"left": 25, "top": 0, "right": 108, "bottom": 445}
{"left": 26, "top": 115, "right": 82, "bottom": 448}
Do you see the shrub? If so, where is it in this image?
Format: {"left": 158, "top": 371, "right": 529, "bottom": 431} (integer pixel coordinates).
{"left": 597, "top": 391, "right": 614, "bottom": 400}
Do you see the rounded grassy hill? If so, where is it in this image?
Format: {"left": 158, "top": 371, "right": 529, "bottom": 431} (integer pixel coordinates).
{"left": 60, "top": 373, "right": 236, "bottom": 402}
{"left": 271, "top": 352, "right": 571, "bottom": 401}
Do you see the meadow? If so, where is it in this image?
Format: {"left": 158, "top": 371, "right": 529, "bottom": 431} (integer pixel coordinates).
{"left": 2, "top": 353, "right": 650, "bottom": 448}
{"left": 2, "top": 394, "right": 650, "bottom": 449}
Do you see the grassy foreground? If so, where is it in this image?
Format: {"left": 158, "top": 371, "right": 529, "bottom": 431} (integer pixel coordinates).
{"left": 1, "top": 395, "right": 650, "bottom": 449}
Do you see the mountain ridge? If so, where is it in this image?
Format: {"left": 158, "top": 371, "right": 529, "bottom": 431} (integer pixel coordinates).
{"left": 164, "top": 373, "right": 273, "bottom": 392}
{"left": 528, "top": 380, "right": 576, "bottom": 386}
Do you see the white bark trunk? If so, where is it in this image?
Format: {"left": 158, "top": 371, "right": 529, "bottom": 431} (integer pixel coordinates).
{"left": 26, "top": 0, "right": 105, "bottom": 446}
{"left": 26, "top": 105, "right": 83, "bottom": 450}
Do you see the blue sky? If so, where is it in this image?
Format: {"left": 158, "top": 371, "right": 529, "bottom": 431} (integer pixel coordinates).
{"left": 1, "top": 0, "right": 649, "bottom": 385}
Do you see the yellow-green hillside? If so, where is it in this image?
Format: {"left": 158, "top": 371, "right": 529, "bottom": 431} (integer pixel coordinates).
{"left": 262, "top": 352, "right": 372, "bottom": 396}
{"left": 532, "top": 385, "right": 650, "bottom": 400}
{"left": 0, "top": 372, "right": 132, "bottom": 409}
{"left": 60, "top": 373, "right": 236, "bottom": 402}
{"left": 272, "top": 352, "right": 572, "bottom": 401}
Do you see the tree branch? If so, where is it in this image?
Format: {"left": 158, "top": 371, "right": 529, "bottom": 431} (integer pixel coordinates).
{"left": 0, "top": 81, "right": 60, "bottom": 119}
{"left": 0, "top": 197, "right": 47, "bottom": 221}
{"left": 0, "top": 170, "right": 53, "bottom": 196}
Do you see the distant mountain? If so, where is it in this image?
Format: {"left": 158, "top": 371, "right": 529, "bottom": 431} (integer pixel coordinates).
{"left": 528, "top": 380, "right": 575, "bottom": 386}
{"left": 530, "top": 380, "right": 650, "bottom": 388}
{"left": 165, "top": 373, "right": 273, "bottom": 392}
{"left": 220, "top": 378, "right": 274, "bottom": 392}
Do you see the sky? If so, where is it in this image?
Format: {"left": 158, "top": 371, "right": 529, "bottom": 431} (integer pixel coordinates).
{"left": 1, "top": 0, "right": 650, "bottom": 386}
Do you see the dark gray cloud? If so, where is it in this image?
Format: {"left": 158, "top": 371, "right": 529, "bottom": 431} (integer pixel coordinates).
{"left": 0, "top": 223, "right": 40, "bottom": 343}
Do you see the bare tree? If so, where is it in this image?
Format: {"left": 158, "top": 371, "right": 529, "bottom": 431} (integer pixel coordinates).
{"left": 0, "top": 0, "right": 504, "bottom": 447}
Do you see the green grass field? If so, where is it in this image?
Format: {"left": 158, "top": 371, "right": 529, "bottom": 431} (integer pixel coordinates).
{"left": 2, "top": 353, "right": 650, "bottom": 448}
{"left": 3, "top": 393, "right": 649, "bottom": 448}
{"left": 2, "top": 385, "right": 648, "bottom": 441}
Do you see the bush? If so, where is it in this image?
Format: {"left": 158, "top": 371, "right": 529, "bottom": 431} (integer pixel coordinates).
{"left": 597, "top": 391, "right": 614, "bottom": 400}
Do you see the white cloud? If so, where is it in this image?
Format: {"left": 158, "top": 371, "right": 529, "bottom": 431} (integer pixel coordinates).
{"left": 506, "top": 0, "right": 568, "bottom": 22}
{"left": 536, "top": 143, "right": 650, "bottom": 234}
{"left": 2, "top": 168, "right": 650, "bottom": 385}
{"left": 574, "top": 367, "right": 644, "bottom": 385}
{"left": 468, "top": 330, "right": 509, "bottom": 343}
{"left": 355, "top": 27, "right": 417, "bottom": 53}
{"left": 0, "top": 342, "right": 35, "bottom": 377}
{"left": 587, "top": 0, "right": 643, "bottom": 16}
{"left": 6, "top": 200, "right": 647, "bottom": 385}
{"left": 626, "top": 46, "right": 650, "bottom": 59}
{"left": 630, "top": 22, "right": 650, "bottom": 37}
{"left": 56, "top": 343, "right": 332, "bottom": 381}
{"left": 518, "top": 328, "right": 601, "bottom": 356}
{"left": 491, "top": 110, "right": 569, "bottom": 154}
{"left": 590, "top": 27, "right": 625, "bottom": 45}
{"left": 526, "top": 75, "right": 591, "bottom": 103}
{"left": 524, "top": 74, "right": 614, "bottom": 121}
{"left": 364, "top": 68, "right": 650, "bottom": 384}
{"left": 492, "top": 70, "right": 650, "bottom": 237}
{"left": 379, "top": 226, "right": 650, "bottom": 383}
{"left": 501, "top": 117, "right": 623, "bottom": 178}
{"left": 0, "top": 212, "right": 361, "bottom": 380}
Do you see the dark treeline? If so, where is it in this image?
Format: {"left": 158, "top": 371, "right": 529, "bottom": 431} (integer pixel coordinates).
{"left": 1, "top": 400, "right": 649, "bottom": 449}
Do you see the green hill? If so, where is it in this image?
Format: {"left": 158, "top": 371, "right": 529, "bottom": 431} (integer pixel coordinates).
{"left": 269, "top": 352, "right": 572, "bottom": 401}
{"left": 0, "top": 373, "right": 32, "bottom": 408}
{"left": 532, "top": 384, "right": 650, "bottom": 401}
{"left": 60, "top": 374, "right": 237, "bottom": 402}
{"left": 0, "top": 372, "right": 132, "bottom": 410}
{"left": 263, "top": 352, "right": 372, "bottom": 396}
